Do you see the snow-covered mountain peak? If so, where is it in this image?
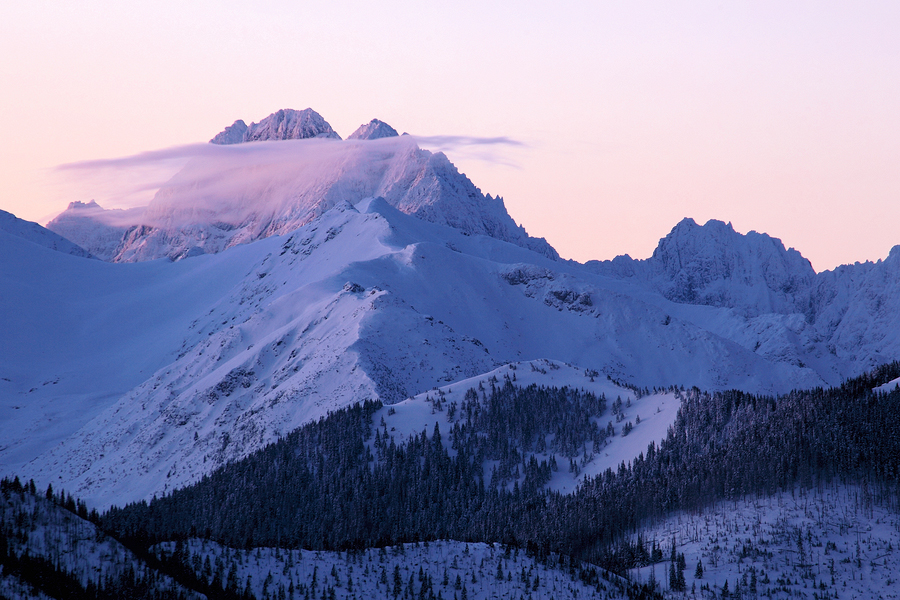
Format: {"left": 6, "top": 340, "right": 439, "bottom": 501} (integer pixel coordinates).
{"left": 209, "top": 119, "right": 248, "bottom": 144}
{"left": 210, "top": 108, "right": 341, "bottom": 144}
{"left": 348, "top": 118, "right": 399, "bottom": 140}
{"left": 63, "top": 130, "right": 557, "bottom": 262}
{"left": 651, "top": 218, "right": 812, "bottom": 279}
{"left": 65, "top": 199, "right": 102, "bottom": 211}
{"left": 651, "top": 217, "right": 815, "bottom": 306}
{"left": 588, "top": 217, "right": 815, "bottom": 316}
{"left": 46, "top": 201, "right": 146, "bottom": 261}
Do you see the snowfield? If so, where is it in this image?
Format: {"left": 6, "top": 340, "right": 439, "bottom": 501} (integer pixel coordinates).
{"left": 4, "top": 197, "right": 839, "bottom": 509}
{"left": 153, "top": 538, "right": 631, "bottom": 600}
{"left": 629, "top": 484, "right": 900, "bottom": 599}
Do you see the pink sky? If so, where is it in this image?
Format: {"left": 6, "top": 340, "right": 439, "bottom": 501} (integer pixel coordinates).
{"left": 2, "top": 1, "right": 899, "bottom": 271}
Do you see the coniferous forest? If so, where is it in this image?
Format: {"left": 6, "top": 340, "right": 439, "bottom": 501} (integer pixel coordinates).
{"left": 99, "top": 361, "right": 900, "bottom": 576}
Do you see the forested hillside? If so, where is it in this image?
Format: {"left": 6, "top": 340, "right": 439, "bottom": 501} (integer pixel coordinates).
{"left": 102, "top": 362, "right": 900, "bottom": 574}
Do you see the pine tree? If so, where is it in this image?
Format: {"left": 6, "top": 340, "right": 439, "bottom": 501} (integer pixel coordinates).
{"left": 393, "top": 565, "right": 402, "bottom": 598}
{"left": 675, "top": 568, "right": 686, "bottom": 592}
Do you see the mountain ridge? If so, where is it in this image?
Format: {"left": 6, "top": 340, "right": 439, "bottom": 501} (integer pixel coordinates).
{"left": 5, "top": 197, "right": 840, "bottom": 508}
{"left": 210, "top": 108, "right": 341, "bottom": 144}
{"left": 0, "top": 208, "right": 93, "bottom": 258}
{"left": 6, "top": 108, "right": 900, "bottom": 510}
{"left": 50, "top": 110, "right": 558, "bottom": 262}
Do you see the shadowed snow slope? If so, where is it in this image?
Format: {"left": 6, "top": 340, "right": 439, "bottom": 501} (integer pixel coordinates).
{"left": 4, "top": 199, "right": 830, "bottom": 508}
{"left": 0, "top": 208, "right": 93, "bottom": 258}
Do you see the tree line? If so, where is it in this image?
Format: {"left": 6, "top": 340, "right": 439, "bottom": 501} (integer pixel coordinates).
{"left": 100, "top": 362, "right": 900, "bottom": 576}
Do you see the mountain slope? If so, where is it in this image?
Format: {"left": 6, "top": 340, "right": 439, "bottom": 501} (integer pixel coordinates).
{"left": 8, "top": 198, "right": 833, "bottom": 509}
{"left": 152, "top": 538, "right": 633, "bottom": 600}
{"left": 586, "top": 218, "right": 900, "bottom": 382}
{"left": 0, "top": 209, "right": 92, "bottom": 258}
{"left": 45, "top": 200, "right": 145, "bottom": 261}
{"left": 1, "top": 479, "right": 202, "bottom": 599}
{"left": 0, "top": 224, "right": 267, "bottom": 480}
{"left": 810, "top": 246, "right": 900, "bottom": 372}
{"left": 48, "top": 131, "right": 557, "bottom": 262}
{"left": 210, "top": 107, "right": 341, "bottom": 144}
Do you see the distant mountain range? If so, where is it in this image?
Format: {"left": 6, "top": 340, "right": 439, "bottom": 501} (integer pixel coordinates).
{"left": 2, "top": 108, "right": 898, "bottom": 510}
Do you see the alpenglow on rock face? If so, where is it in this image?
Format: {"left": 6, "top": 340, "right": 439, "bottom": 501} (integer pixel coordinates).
{"left": 348, "top": 118, "right": 399, "bottom": 140}
{"left": 210, "top": 108, "right": 341, "bottom": 144}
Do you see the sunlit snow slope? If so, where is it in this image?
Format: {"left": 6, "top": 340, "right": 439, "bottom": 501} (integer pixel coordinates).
{"left": 4, "top": 198, "right": 829, "bottom": 508}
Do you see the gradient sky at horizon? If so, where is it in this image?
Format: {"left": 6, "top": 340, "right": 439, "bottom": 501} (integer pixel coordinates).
{"left": 2, "top": 1, "right": 898, "bottom": 271}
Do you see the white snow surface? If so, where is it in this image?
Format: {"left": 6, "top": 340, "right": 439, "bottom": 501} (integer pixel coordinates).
{"left": 630, "top": 485, "right": 900, "bottom": 599}
{"left": 875, "top": 376, "right": 900, "bottom": 394}
{"left": 0, "top": 208, "right": 92, "bottom": 258}
{"left": 154, "top": 538, "right": 628, "bottom": 600}
{"left": 0, "top": 197, "right": 866, "bottom": 509}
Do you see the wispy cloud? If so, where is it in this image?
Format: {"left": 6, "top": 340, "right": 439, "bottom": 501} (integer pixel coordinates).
{"left": 409, "top": 135, "right": 526, "bottom": 149}
{"left": 49, "top": 135, "right": 529, "bottom": 222}
{"left": 409, "top": 134, "right": 528, "bottom": 169}
{"left": 57, "top": 142, "right": 258, "bottom": 171}
{"left": 56, "top": 135, "right": 527, "bottom": 174}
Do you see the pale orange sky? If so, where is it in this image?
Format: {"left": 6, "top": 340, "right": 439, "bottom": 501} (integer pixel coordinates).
{"left": 2, "top": 1, "right": 899, "bottom": 271}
